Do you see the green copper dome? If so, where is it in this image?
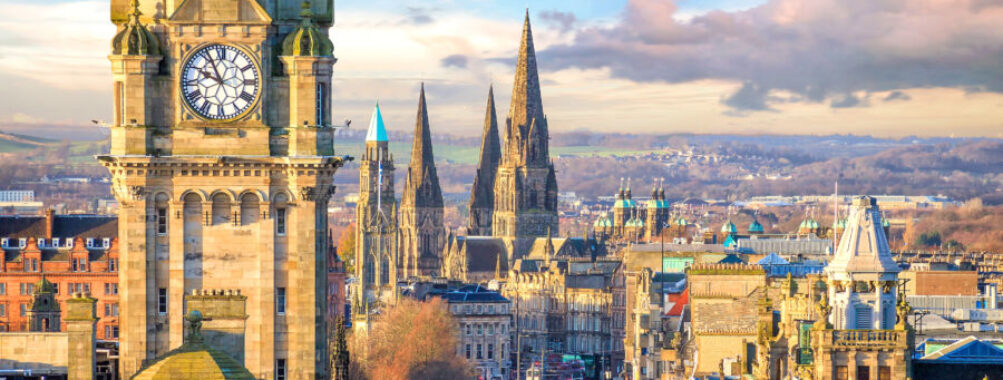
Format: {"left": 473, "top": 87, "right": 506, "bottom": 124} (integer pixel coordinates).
{"left": 748, "top": 219, "right": 764, "bottom": 234}
{"left": 133, "top": 311, "right": 255, "bottom": 380}
{"left": 282, "top": 1, "right": 334, "bottom": 57}
{"left": 111, "top": 0, "right": 160, "bottom": 56}
{"left": 721, "top": 220, "right": 737, "bottom": 234}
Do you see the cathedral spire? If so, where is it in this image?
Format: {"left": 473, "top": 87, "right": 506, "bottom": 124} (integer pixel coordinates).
{"left": 468, "top": 85, "right": 501, "bottom": 235}
{"left": 506, "top": 11, "right": 547, "bottom": 165}
{"left": 402, "top": 83, "right": 443, "bottom": 208}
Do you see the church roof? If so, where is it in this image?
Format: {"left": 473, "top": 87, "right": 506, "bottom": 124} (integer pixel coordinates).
{"left": 366, "top": 103, "right": 388, "bottom": 142}
{"left": 748, "top": 219, "right": 764, "bottom": 233}
{"left": 826, "top": 196, "right": 899, "bottom": 275}
{"left": 504, "top": 10, "right": 549, "bottom": 166}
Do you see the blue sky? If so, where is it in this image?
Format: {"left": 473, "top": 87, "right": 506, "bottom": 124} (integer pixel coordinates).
{"left": 0, "top": 0, "right": 1000, "bottom": 138}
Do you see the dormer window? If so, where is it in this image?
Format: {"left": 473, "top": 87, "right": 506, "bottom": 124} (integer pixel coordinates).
{"left": 102, "top": 238, "right": 110, "bottom": 248}
{"left": 1, "top": 238, "right": 7, "bottom": 248}
{"left": 52, "top": 238, "right": 60, "bottom": 247}
{"left": 86, "top": 238, "right": 94, "bottom": 248}
{"left": 65, "top": 238, "right": 73, "bottom": 248}
{"left": 38, "top": 238, "right": 46, "bottom": 247}
{"left": 18, "top": 238, "right": 25, "bottom": 248}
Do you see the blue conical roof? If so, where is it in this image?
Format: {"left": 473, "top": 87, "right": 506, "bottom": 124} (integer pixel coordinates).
{"left": 366, "top": 103, "right": 389, "bottom": 142}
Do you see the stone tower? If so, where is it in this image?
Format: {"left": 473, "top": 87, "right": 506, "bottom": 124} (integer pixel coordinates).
{"left": 399, "top": 84, "right": 445, "bottom": 278}
{"left": 100, "top": 0, "right": 344, "bottom": 378}
{"left": 27, "top": 277, "right": 60, "bottom": 332}
{"left": 356, "top": 103, "right": 399, "bottom": 301}
{"left": 493, "top": 12, "right": 559, "bottom": 258}
{"left": 468, "top": 85, "right": 501, "bottom": 236}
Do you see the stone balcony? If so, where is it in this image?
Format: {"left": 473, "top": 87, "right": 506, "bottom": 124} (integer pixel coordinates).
{"left": 822, "top": 329, "right": 907, "bottom": 350}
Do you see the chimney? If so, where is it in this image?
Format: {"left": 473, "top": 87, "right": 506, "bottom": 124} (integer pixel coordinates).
{"left": 45, "top": 208, "right": 55, "bottom": 239}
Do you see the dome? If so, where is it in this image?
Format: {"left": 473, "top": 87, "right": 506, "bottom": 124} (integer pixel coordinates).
{"left": 721, "top": 220, "right": 737, "bottom": 234}
{"left": 111, "top": 0, "right": 161, "bottom": 56}
{"left": 748, "top": 219, "right": 764, "bottom": 234}
{"left": 282, "top": 2, "right": 334, "bottom": 57}
{"left": 133, "top": 311, "right": 255, "bottom": 380}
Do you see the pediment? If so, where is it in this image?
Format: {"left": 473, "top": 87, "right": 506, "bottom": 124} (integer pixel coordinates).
{"left": 170, "top": 0, "right": 272, "bottom": 24}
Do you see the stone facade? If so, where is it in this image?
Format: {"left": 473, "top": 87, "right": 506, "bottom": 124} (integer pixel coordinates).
{"left": 492, "top": 13, "right": 559, "bottom": 259}
{"left": 100, "top": 1, "right": 344, "bottom": 378}
{"left": 0, "top": 293, "right": 98, "bottom": 378}
{"left": 433, "top": 285, "right": 513, "bottom": 380}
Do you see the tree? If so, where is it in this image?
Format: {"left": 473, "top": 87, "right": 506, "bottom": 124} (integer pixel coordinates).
{"left": 349, "top": 298, "right": 472, "bottom": 380}
{"left": 337, "top": 223, "right": 356, "bottom": 274}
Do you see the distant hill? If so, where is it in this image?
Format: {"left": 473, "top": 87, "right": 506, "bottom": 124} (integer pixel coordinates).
{"left": 0, "top": 130, "right": 60, "bottom": 152}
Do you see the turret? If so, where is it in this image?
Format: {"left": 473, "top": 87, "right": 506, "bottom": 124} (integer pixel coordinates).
{"left": 281, "top": 1, "right": 337, "bottom": 155}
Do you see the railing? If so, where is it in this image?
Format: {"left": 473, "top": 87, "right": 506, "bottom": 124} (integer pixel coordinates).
{"left": 830, "top": 330, "right": 902, "bottom": 349}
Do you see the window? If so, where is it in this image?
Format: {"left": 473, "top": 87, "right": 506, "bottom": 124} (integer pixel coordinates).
{"left": 276, "top": 208, "right": 287, "bottom": 235}
{"left": 240, "top": 194, "right": 259, "bottom": 225}
{"left": 487, "top": 324, "right": 494, "bottom": 335}
{"left": 466, "top": 324, "right": 472, "bottom": 335}
{"left": 879, "top": 366, "right": 891, "bottom": 380}
{"left": 857, "top": 366, "right": 870, "bottom": 380}
{"left": 157, "top": 207, "right": 168, "bottom": 235}
{"left": 109, "top": 259, "right": 117, "bottom": 272}
{"left": 277, "top": 287, "right": 286, "bottom": 315}
{"left": 316, "top": 82, "right": 327, "bottom": 125}
{"left": 476, "top": 344, "right": 483, "bottom": 359}
{"left": 488, "top": 344, "right": 494, "bottom": 359}
{"left": 105, "top": 303, "right": 119, "bottom": 317}
{"left": 18, "top": 238, "right": 26, "bottom": 248}
{"left": 0, "top": 304, "right": 5, "bottom": 317}
{"left": 105, "top": 283, "right": 118, "bottom": 295}
{"left": 86, "top": 238, "right": 94, "bottom": 248}
{"left": 0, "top": 283, "right": 5, "bottom": 295}
{"left": 20, "top": 283, "right": 34, "bottom": 295}
{"left": 102, "top": 238, "right": 110, "bottom": 248}
{"left": 20, "top": 303, "right": 27, "bottom": 317}
{"left": 465, "top": 344, "right": 471, "bottom": 359}
{"left": 52, "top": 238, "right": 60, "bottom": 247}
{"left": 477, "top": 324, "right": 483, "bottom": 335}
{"left": 836, "top": 366, "right": 848, "bottom": 380}
{"left": 158, "top": 288, "right": 167, "bottom": 314}
{"left": 52, "top": 283, "right": 58, "bottom": 294}
{"left": 1, "top": 238, "right": 7, "bottom": 247}
{"left": 276, "top": 359, "right": 287, "bottom": 380}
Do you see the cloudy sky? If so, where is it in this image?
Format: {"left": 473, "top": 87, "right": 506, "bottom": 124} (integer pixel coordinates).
{"left": 1, "top": 0, "right": 1002, "bottom": 138}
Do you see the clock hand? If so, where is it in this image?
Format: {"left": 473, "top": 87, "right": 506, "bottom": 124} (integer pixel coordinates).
{"left": 206, "top": 53, "right": 225, "bottom": 86}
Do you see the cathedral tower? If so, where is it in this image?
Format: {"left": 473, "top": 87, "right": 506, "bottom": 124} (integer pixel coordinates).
{"left": 493, "top": 12, "right": 559, "bottom": 258}
{"left": 100, "top": 0, "right": 343, "bottom": 378}
{"left": 468, "top": 85, "right": 501, "bottom": 236}
{"left": 355, "top": 104, "right": 398, "bottom": 302}
{"left": 399, "top": 85, "right": 445, "bottom": 278}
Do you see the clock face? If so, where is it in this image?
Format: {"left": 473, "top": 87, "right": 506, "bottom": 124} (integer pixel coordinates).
{"left": 181, "top": 44, "right": 260, "bottom": 120}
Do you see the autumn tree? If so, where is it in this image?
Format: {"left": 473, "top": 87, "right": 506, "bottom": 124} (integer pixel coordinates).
{"left": 337, "top": 223, "right": 356, "bottom": 274}
{"left": 349, "top": 298, "right": 472, "bottom": 380}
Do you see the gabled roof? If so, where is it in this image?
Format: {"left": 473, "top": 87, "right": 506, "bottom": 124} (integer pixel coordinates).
{"left": 920, "top": 336, "right": 1003, "bottom": 363}
{"left": 756, "top": 252, "right": 789, "bottom": 265}
{"left": 366, "top": 103, "right": 388, "bottom": 142}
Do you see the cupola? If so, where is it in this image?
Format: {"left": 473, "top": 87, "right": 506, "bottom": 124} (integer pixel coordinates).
{"left": 111, "top": 0, "right": 161, "bottom": 56}
{"left": 282, "top": 1, "right": 334, "bottom": 57}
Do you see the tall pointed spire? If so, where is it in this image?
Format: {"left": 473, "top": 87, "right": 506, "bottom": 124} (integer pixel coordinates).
{"left": 468, "top": 85, "right": 502, "bottom": 235}
{"left": 402, "top": 83, "right": 443, "bottom": 208}
{"left": 506, "top": 10, "right": 547, "bottom": 165}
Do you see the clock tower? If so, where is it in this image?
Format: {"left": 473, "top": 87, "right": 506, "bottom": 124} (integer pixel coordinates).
{"left": 99, "top": 0, "right": 342, "bottom": 378}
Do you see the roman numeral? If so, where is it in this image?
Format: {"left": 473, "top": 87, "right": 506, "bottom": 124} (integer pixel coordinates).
{"left": 217, "top": 106, "right": 225, "bottom": 117}
{"left": 240, "top": 92, "right": 255, "bottom": 102}
{"left": 199, "top": 102, "right": 210, "bottom": 115}
{"left": 243, "top": 79, "right": 256, "bottom": 86}
{"left": 215, "top": 47, "right": 227, "bottom": 59}
{"left": 186, "top": 89, "right": 201, "bottom": 99}
{"left": 186, "top": 79, "right": 198, "bottom": 86}
{"left": 241, "top": 64, "right": 253, "bottom": 72}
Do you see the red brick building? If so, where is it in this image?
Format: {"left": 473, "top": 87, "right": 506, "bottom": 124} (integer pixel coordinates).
{"left": 0, "top": 210, "right": 120, "bottom": 340}
{"left": 901, "top": 270, "right": 979, "bottom": 296}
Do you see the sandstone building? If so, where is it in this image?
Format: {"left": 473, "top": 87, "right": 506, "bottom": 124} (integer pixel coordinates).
{"left": 399, "top": 85, "right": 446, "bottom": 278}
{"left": 99, "top": 0, "right": 345, "bottom": 378}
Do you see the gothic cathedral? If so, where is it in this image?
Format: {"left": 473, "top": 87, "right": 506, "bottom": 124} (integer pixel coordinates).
{"left": 399, "top": 85, "right": 447, "bottom": 278}
{"left": 100, "top": 0, "right": 343, "bottom": 378}
{"left": 490, "top": 13, "right": 560, "bottom": 258}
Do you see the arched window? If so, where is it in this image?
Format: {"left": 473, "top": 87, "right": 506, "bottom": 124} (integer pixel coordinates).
{"left": 183, "top": 193, "right": 203, "bottom": 224}
{"left": 240, "top": 193, "right": 260, "bottom": 226}
{"left": 211, "top": 193, "right": 231, "bottom": 225}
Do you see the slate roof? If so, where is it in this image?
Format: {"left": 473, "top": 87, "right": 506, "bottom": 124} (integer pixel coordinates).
{"left": 919, "top": 336, "right": 1003, "bottom": 363}
{"left": 458, "top": 236, "right": 507, "bottom": 273}
{"left": 0, "top": 215, "right": 117, "bottom": 238}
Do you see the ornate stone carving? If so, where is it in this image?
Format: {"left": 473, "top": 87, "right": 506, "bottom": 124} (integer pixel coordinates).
{"left": 299, "top": 186, "right": 315, "bottom": 201}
